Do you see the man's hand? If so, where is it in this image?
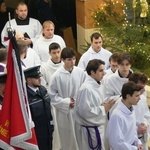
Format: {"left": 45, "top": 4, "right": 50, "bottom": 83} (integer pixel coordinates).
{"left": 137, "top": 123, "right": 147, "bottom": 135}
{"left": 24, "top": 38, "right": 32, "bottom": 45}
{"left": 102, "top": 99, "right": 116, "bottom": 112}
{"left": 137, "top": 144, "right": 143, "bottom": 150}
{"left": 70, "top": 98, "right": 75, "bottom": 108}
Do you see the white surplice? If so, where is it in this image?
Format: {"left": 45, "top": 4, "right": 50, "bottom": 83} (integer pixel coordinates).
{"left": 107, "top": 101, "right": 141, "bottom": 150}
{"left": 40, "top": 58, "right": 63, "bottom": 88}
{"left": 77, "top": 46, "right": 112, "bottom": 70}
{"left": 22, "top": 47, "right": 41, "bottom": 68}
{"left": 74, "top": 75, "right": 107, "bottom": 150}
{"left": 134, "top": 94, "right": 150, "bottom": 150}
{"left": 49, "top": 66, "right": 86, "bottom": 150}
{"left": 33, "top": 35, "right": 66, "bottom": 63}
{"left": 1, "top": 18, "right": 42, "bottom": 47}
{"left": 103, "top": 69, "right": 131, "bottom": 101}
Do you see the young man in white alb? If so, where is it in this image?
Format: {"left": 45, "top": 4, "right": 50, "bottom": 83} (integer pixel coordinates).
{"left": 49, "top": 47, "right": 86, "bottom": 150}
{"left": 41, "top": 42, "right": 63, "bottom": 88}
{"left": 129, "top": 72, "right": 150, "bottom": 150}
{"left": 74, "top": 59, "right": 115, "bottom": 150}
{"left": 103, "top": 52, "right": 133, "bottom": 101}
{"left": 33, "top": 20, "right": 66, "bottom": 63}
{"left": 15, "top": 30, "right": 41, "bottom": 68}
{"left": 41, "top": 42, "right": 63, "bottom": 150}
{"left": 78, "top": 32, "right": 112, "bottom": 71}
{"left": 103, "top": 52, "right": 119, "bottom": 79}
{"left": 107, "top": 81, "right": 143, "bottom": 150}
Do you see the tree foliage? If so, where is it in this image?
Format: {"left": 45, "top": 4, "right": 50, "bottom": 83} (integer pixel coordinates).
{"left": 91, "top": 0, "right": 150, "bottom": 80}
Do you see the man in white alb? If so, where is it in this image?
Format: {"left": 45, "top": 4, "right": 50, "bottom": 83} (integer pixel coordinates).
{"left": 41, "top": 42, "right": 63, "bottom": 88}
{"left": 15, "top": 30, "right": 41, "bottom": 68}
{"left": 33, "top": 20, "right": 66, "bottom": 63}
{"left": 49, "top": 47, "right": 86, "bottom": 150}
{"left": 107, "top": 81, "right": 143, "bottom": 150}
{"left": 1, "top": 2, "right": 42, "bottom": 48}
{"left": 78, "top": 32, "right": 112, "bottom": 70}
{"left": 129, "top": 73, "right": 150, "bottom": 150}
{"left": 74, "top": 59, "right": 115, "bottom": 150}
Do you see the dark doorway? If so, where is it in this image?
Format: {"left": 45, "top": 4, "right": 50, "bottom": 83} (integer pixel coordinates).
{"left": 26, "top": 0, "right": 77, "bottom": 39}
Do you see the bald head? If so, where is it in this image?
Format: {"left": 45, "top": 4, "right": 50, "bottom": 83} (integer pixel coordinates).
{"left": 15, "top": 30, "right": 24, "bottom": 40}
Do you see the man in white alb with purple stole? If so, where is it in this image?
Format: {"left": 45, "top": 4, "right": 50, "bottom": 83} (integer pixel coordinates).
{"left": 74, "top": 59, "right": 115, "bottom": 150}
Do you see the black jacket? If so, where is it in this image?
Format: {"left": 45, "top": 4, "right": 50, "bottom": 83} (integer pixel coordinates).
{"left": 27, "top": 85, "right": 53, "bottom": 150}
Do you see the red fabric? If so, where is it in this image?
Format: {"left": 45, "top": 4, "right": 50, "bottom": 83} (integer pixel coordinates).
{"left": 4, "top": 37, "right": 9, "bottom": 41}
{"left": 0, "top": 38, "right": 38, "bottom": 149}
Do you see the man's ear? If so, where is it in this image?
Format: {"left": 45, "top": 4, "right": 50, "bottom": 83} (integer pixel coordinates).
{"left": 91, "top": 70, "right": 95, "bottom": 75}
{"left": 15, "top": 9, "right": 18, "bottom": 15}
{"left": 26, "top": 77, "right": 31, "bottom": 83}
{"left": 126, "top": 94, "right": 131, "bottom": 99}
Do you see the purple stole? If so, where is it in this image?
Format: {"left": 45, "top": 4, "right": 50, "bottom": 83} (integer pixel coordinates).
{"left": 0, "top": 65, "right": 5, "bottom": 72}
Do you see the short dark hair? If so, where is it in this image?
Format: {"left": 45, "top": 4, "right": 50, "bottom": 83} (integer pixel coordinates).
{"left": 122, "top": 81, "right": 143, "bottom": 99}
{"left": 16, "top": 2, "right": 27, "bottom": 10}
{"left": 109, "top": 52, "right": 120, "bottom": 62}
{"left": 90, "top": 32, "right": 103, "bottom": 42}
{"left": 117, "top": 52, "right": 133, "bottom": 65}
{"left": 129, "top": 72, "right": 148, "bottom": 85}
{"left": 49, "top": 42, "right": 61, "bottom": 53}
{"left": 61, "top": 47, "right": 76, "bottom": 60}
{"left": 0, "top": 48, "right": 7, "bottom": 62}
{"left": 86, "top": 59, "right": 105, "bottom": 75}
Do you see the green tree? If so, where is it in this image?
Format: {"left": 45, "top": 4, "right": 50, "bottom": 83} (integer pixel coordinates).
{"left": 91, "top": 0, "right": 150, "bottom": 81}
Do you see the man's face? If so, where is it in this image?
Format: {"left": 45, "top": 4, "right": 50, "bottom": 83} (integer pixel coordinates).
{"left": 137, "top": 81, "right": 146, "bottom": 95}
{"left": 91, "top": 37, "right": 102, "bottom": 53}
{"left": 27, "top": 77, "right": 41, "bottom": 88}
{"left": 0, "top": 2, "right": 6, "bottom": 13}
{"left": 118, "top": 59, "right": 131, "bottom": 75}
{"left": 62, "top": 57, "right": 76, "bottom": 71}
{"left": 91, "top": 64, "right": 105, "bottom": 82}
{"left": 16, "top": 4, "right": 28, "bottom": 20}
{"left": 127, "top": 91, "right": 141, "bottom": 105}
{"left": 110, "top": 60, "right": 118, "bottom": 73}
{"left": 50, "top": 48, "right": 61, "bottom": 63}
{"left": 43, "top": 24, "right": 54, "bottom": 39}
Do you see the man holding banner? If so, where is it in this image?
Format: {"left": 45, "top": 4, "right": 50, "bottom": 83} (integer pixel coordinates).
{"left": 0, "top": 28, "right": 39, "bottom": 149}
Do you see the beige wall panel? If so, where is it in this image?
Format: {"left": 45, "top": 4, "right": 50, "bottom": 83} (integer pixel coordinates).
{"left": 77, "top": 24, "right": 99, "bottom": 53}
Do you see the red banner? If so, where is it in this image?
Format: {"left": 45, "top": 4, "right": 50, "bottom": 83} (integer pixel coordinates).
{"left": 0, "top": 36, "right": 39, "bottom": 149}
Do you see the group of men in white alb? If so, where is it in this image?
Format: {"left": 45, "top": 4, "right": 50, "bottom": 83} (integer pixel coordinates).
{"left": 0, "top": 2, "right": 150, "bottom": 150}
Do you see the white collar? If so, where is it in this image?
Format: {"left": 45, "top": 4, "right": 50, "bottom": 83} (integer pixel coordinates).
{"left": 28, "top": 85, "right": 39, "bottom": 93}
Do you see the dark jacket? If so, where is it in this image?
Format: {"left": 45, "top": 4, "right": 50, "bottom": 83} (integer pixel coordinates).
{"left": 0, "top": 95, "right": 3, "bottom": 105}
{"left": 26, "top": 85, "right": 54, "bottom": 150}
{"left": 0, "top": 7, "right": 14, "bottom": 48}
